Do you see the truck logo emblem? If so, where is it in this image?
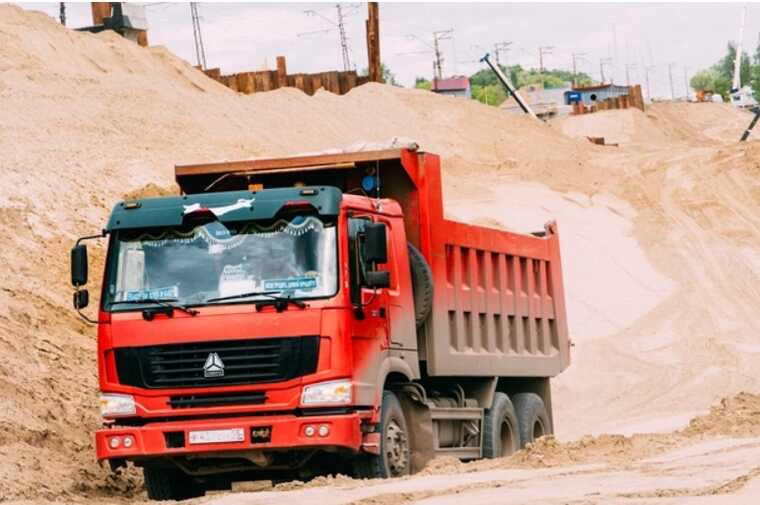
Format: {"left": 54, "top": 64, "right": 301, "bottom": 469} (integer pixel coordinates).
{"left": 203, "top": 353, "right": 225, "bottom": 378}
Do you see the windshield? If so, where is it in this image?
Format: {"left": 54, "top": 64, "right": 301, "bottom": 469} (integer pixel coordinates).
{"left": 105, "top": 215, "right": 338, "bottom": 309}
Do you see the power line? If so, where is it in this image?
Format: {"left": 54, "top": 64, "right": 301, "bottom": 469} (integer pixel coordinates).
{"left": 538, "top": 46, "right": 553, "bottom": 85}
{"left": 572, "top": 52, "right": 586, "bottom": 86}
{"left": 335, "top": 4, "right": 351, "bottom": 71}
{"left": 190, "top": 3, "right": 207, "bottom": 70}
{"left": 600, "top": 57, "right": 613, "bottom": 84}
{"left": 625, "top": 63, "right": 637, "bottom": 86}
{"left": 302, "top": 5, "right": 358, "bottom": 71}
{"left": 494, "top": 41, "right": 512, "bottom": 66}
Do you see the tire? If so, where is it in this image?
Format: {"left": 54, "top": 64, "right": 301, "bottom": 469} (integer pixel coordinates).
{"left": 512, "top": 392, "right": 551, "bottom": 448}
{"left": 143, "top": 465, "right": 204, "bottom": 501}
{"left": 408, "top": 244, "right": 434, "bottom": 327}
{"left": 354, "top": 391, "right": 411, "bottom": 479}
{"left": 482, "top": 392, "right": 520, "bottom": 458}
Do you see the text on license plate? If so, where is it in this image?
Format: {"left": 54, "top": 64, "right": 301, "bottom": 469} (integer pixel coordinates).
{"left": 188, "top": 428, "right": 245, "bottom": 445}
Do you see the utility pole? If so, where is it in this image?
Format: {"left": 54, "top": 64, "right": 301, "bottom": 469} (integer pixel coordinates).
{"left": 645, "top": 65, "right": 655, "bottom": 101}
{"left": 538, "top": 46, "right": 554, "bottom": 86}
{"left": 494, "top": 41, "right": 512, "bottom": 66}
{"left": 625, "top": 63, "right": 636, "bottom": 86}
{"left": 600, "top": 57, "right": 613, "bottom": 84}
{"left": 190, "top": 3, "right": 207, "bottom": 70}
{"left": 683, "top": 66, "right": 690, "bottom": 100}
{"left": 572, "top": 52, "right": 586, "bottom": 87}
{"left": 432, "top": 29, "right": 454, "bottom": 80}
{"left": 668, "top": 62, "right": 676, "bottom": 100}
{"left": 59, "top": 2, "right": 66, "bottom": 25}
{"left": 366, "top": 2, "right": 381, "bottom": 82}
{"left": 335, "top": 4, "right": 351, "bottom": 71}
{"left": 733, "top": 5, "right": 748, "bottom": 93}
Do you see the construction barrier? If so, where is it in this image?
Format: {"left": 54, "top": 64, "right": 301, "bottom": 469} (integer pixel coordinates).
{"left": 201, "top": 56, "right": 371, "bottom": 96}
{"left": 572, "top": 85, "right": 645, "bottom": 115}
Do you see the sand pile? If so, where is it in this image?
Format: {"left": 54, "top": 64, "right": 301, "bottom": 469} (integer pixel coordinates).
{"left": 3, "top": 4, "right": 760, "bottom": 500}
{"left": 556, "top": 102, "right": 752, "bottom": 145}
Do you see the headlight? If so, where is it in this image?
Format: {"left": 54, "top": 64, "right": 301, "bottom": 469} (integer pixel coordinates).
{"left": 301, "top": 379, "right": 352, "bottom": 406}
{"left": 100, "top": 393, "right": 136, "bottom": 417}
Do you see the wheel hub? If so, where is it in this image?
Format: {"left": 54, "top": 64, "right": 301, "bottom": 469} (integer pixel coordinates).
{"left": 385, "top": 419, "right": 409, "bottom": 476}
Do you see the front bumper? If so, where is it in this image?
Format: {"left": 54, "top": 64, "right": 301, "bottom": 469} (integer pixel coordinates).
{"left": 96, "top": 412, "right": 367, "bottom": 460}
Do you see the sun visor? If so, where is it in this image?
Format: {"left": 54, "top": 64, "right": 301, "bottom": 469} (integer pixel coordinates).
{"left": 106, "top": 187, "right": 342, "bottom": 231}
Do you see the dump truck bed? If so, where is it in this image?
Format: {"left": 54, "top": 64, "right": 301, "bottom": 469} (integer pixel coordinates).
{"left": 175, "top": 147, "right": 570, "bottom": 377}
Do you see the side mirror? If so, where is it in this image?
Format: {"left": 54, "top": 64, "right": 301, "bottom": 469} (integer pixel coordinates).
{"left": 362, "top": 222, "right": 388, "bottom": 264}
{"left": 73, "top": 289, "right": 89, "bottom": 310}
{"left": 364, "top": 270, "right": 390, "bottom": 289}
{"left": 71, "top": 244, "right": 88, "bottom": 286}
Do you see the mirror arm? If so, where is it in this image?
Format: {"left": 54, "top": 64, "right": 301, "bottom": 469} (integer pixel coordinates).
{"left": 76, "top": 307, "right": 99, "bottom": 325}
{"left": 75, "top": 229, "right": 108, "bottom": 247}
{"left": 74, "top": 287, "right": 99, "bottom": 325}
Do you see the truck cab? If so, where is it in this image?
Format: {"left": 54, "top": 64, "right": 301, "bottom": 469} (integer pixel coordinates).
{"left": 71, "top": 147, "right": 570, "bottom": 500}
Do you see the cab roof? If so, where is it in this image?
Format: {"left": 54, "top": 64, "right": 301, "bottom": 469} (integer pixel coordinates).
{"left": 107, "top": 186, "right": 342, "bottom": 231}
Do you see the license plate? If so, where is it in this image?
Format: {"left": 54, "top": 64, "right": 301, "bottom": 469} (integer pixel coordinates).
{"left": 188, "top": 428, "right": 244, "bottom": 445}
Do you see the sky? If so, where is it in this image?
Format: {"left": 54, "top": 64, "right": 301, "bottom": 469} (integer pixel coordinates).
{"left": 17, "top": 2, "right": 760, "bottom": 99}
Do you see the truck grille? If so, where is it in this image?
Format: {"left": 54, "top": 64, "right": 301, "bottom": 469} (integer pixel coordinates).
{"left": 168, "top": 391, "right": 267, "bottom": 409}
{"left": 114, "top": 336, "right": 319, "bottom": 389}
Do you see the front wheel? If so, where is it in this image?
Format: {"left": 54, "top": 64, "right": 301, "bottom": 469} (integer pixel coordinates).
{"left": 354, "top": 391, "right": 411, "bottom": 479}
{"left": 143, "top": 465, "right": 204, "bottom": 501}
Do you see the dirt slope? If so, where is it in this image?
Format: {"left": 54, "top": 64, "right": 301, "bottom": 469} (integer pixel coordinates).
{"left": 3, "top": 4, "right": 760, "bottom": 501}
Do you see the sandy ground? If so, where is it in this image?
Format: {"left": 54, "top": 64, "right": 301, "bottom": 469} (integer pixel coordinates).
{"left": 3, "top": 4, "right": 760, "bottom": 503}
{"left": 203, "top": 437, "right": 760, "bottom": 505}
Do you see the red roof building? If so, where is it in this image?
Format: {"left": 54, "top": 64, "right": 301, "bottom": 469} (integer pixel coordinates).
{"left": 431, "top": 76, "right": 471, "bottom": 98}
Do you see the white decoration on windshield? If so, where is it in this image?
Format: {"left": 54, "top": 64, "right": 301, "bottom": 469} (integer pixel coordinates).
{"left": 182, "top": 198, "right": 255, "bottom": 217}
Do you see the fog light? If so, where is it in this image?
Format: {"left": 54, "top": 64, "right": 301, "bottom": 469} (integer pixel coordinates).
{"left": 109, "top": 437, "right": 121, "bottom": 449}
{"left": 318, "top": 425, "right": 330, "bottom": 437}
{"left": 304, "top": 425, "right": 315, "bottom": 437}
{"left": 123, "top": 436, "right": 134, "bottom": 448}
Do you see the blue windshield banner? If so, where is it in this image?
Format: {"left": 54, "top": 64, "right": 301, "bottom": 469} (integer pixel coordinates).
{"left": 264, "top": 277, "right": 318, "bottom": 291}
{"left": 123, "top": 286, "right": 179, "bottom": 301}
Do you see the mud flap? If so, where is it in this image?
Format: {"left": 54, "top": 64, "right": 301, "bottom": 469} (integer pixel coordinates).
{"left": 398, "top": 393, "right": 434, "bottom": 473}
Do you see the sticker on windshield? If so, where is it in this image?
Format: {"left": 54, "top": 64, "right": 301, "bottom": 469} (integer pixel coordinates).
{"left": 264, "top": 276, "right": 318, "bottom": 291}
{"left": 122, "top": 286, "right": 179, "bottom": 301}
{"left": 183, "top": 198, "right": 255, "bottom": 217}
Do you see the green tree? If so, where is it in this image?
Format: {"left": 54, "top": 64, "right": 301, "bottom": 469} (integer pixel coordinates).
{"left": 715, "top": 42, "right": 751, "bottom": 87}
{"left": 471, "top": 84, "right": 507, "bottom": 106}
{"left": 691, "top": 41, "right": 754, "bottom": 100}
{"left": 414, "top": 76, "right": 431, "bottom": 90}
{"left": 690, "top": 68, "right": 720, "bottom": 92}
{"left": 751, "top": 40, "right": 760, "bottom": 101}
{"left": 359, "top": 62, "right": 399, "bottom": 86}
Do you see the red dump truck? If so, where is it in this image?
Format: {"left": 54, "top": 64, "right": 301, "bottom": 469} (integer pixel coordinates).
{"left": 69, "top": 147, "right": 570, "bottom": 500}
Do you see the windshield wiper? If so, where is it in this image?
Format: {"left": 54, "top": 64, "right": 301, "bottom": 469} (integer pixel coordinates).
{"left": 206, "top": 291, "right": 306, "bottom": 312}
{"left": 112, "top": 298, "right": 199, "bottom": 318}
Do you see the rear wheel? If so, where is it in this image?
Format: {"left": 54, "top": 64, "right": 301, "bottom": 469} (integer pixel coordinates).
{"left": 512, "top": 392, "right": 551, "bottom": 448}
{"left": 143, "top": 465, "right": 204, "bottom": 501}
{"left": 354, "top": 391, "right": 411, "bottom": 479}
{"left": 482, "top": 392, "right": 520, "bottom": 458}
